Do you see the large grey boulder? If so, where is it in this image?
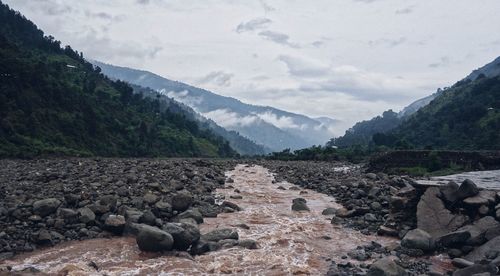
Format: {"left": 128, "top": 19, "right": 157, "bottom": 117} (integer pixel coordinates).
{"left": 202, "top": 228, "right": 238, "bottom": 242}
{"left": 163, "top": 222, "right": 200, "bottom": 250}
{"left": 78, "top": 207, "right": 95, "bottom": 224}
{"left": 33, "top": 198, "right": 61, "bottom": 216}
{"left": 437, "top": 231, "right": 471, "bottom": 248}
{"left": 291, "top": 198, "right": 310, "bottom": 212}
{"left": 452, "top": 264, "right": 498, "bottom": 276}
{"left": 439, "top": 181, "right": 459, "bottom": 203}
{"left": 463, "top": 190, "right": 497, "bottom": 206}
{"left": 171, "top": 191, "right": 193, "bottom": 212}
{"left": 401, "top": 229, "right": 435, "bottom": 252}
{"left": 176, "top": 208, "right": 203, "bottom": 224}
{"left": 457, "top": 216, "right": 500, "bottom": 245}
{"left": 417, "top": 187, "right": 467, "bottom": 238}
{"left": 367, "top": 258, "right": 408, "bottom": 276}
{"left": 136, "top": 224, "right": 174, "bottom": 252}
{"left": 465, "top": 236, "right": 500, "bottom": 262}
{"left": 455, "top": 179, "right": 479, "bottom": 201}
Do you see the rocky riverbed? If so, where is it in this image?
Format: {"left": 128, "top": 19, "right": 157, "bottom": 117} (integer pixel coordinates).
{"left": 0, "top": 158, "right": 499, "bottom": 275}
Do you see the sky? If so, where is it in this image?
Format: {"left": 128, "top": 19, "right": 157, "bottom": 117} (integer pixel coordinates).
{"left": 4, "top": 0, "right": 500, "bottom": 132}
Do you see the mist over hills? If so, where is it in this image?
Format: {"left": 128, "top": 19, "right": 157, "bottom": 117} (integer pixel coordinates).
{"left": 92, "top": 61, "right": 340, "bottom": 152}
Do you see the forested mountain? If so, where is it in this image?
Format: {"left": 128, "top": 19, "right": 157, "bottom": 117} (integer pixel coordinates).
{"left": 332, "top": 56, "right": 500, "bottom": 149}
{"left": 328, "top": 110, "right": 401, "bottom": 148}
{"left": 384, "top": 75, "right": 500, "bottom": 150}
{"left": 129, "top": 84, "right": 267, "bottom": 155}
{"left": 92, "top": 61, "right": 339, "bottom": 152}
{"left": 0, "top": 2, "right": 236, "bottom": 157}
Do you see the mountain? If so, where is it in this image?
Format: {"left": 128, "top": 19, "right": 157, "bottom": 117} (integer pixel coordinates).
{"left": 91, "top": 61, "right": 339, "bottom": 152}
{"left": 130, "top": 84, "right": 267, "bottom": 155}
{"left": 466, "top": 56, "right": 500, "bottom": 81}
{"left": 0, "top": 2, "right": 236, "bottom": 158}
{"left": 385, "top": 75, "right": 500, "bottom": 149}
{"left": 332, "top": 56, "right": 500, "bottom": 148}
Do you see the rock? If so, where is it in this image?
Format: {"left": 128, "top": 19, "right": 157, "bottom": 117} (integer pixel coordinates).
{"left": 458, "top": 216, "right": 500, "bottom": 245}
{"left": 36, "top": 229, "right": 52, "bottom": 245}
{"left": 367, "top": 258, "right": 408, "bottom": 276}
{"left": 163, "top": 222, "right": 200, "bottom": 250}
{"left": 364, "top": 213, "right": 378, "bottom": 222}
{"left": 202, "top": 228, "right": 238, "bottom": 242}
{"left": 124, "top": 209, "right": 143, "bottom": 223}
{"left": 230, "top": 195, "right": 243, "bottom": 199}
{"left": 401, "top": 229, "right": 435, "bottom": 252}
{"left": 417, "top": 187, "right": 467, "bottom": 238}
{"left": 176, "top": 209, "right": 203, "bottom": 224}
{"left": 104, "top": 215, "right": 126, "bottom": 234}
{"left": 366, "top": 173, "right": 377, "bottom": 180}
{"left": 463, "top": 190, "right": 497, "bottom": 206}
{"left": 291, "top": 198, "right": 310, "bottom": 212}
{"left": 172, "top": 191, "right": 193, "bottom": 212}
{"left": 143, "top": 193, "right": 159, "bottom": 205}
{"left": 452, "top": 264, "right": 498, "bottom": 276}
{"left": 439, "top": 181, "right": 459, "bottom": 203}
{"left": 33, "top": 198, "right": 61, "bottom": 216}
{"left": 138, "top": 210, "right": 156, "bottom": 226}
{"left": 437, "top": 231, "right": 471, "bottom": 248}
{"left": 451, "top": 258, "right": 474, "bottom": 268}
{"left": 478, "top": 205, "right": 490, "bottom": 216}
{"left": 238, "top": 239, "right": 258, "bottom": 249}
{"left": 322, "top": 208, "right": 337, "bottom": 215}
{"left": 57, "top": 208, "right": 78, "bottom": 220}
{"left": 466, "top": 236, "right": 500, "bottom": 262}
{"left": 154, "top": 201, "right": 172, "bottom": 213}
{"left": 221, "top": 201, "right": 242, "bottom": 211}
{"left": 136, "top": 224, "right": 174, "bottom": 252}
{"left": 378, "top": 226, "right": 399, "bottom": 236}
{"left": 455, "top": 179, "right": 479, "bottom": 201}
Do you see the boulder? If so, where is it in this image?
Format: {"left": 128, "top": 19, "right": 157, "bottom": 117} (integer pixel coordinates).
{"left": 457, "top": 216, "right": 500, "bottom": 245}
{"left": 138, "top": 210, "right": 156, "bottom": 226}
{"left": 465, "top": 236, "right": 500, "bottom": 262}
{"left": 452, "top": 264, "right": 498, "bottom": 276}
{"left": 172, "top": 191, "right": 193, "bottom": 212}
{"left": 291, "top": 198, "right": 310, "bottom": 212}
{"left": 439, "top": 181, "right": 459, "bottom": 203}
{"left": 417, "top": 187, "right": 467, "bottom": 238}
{"left": 455, "top": 179, "right": 479, "bottom": 201}
{"left": 57, "top": 208, "right": 78, "bottom": 220}
{"left": 33, "top": 198, "right": 61, "bottom": 216}
{"left": 463, "top": 190, "right": 497, "bottom": 206}
{"left": 322, "top": 208, "right": 337, "bottom": 215}
{"left": 401, "top": 229, "right": 435, "bottom": 252}
{"left": 176, "top": 208, "right": 203, "bottom": 224}
{"left": 143, "top": 193, "right": 159, "bottom": 205}
{"left": 238, "top": 239, "right": 258, "bottom": 249}
{"left": 136, "top": 225, "right": 174, "bottom": 252}
{"left": 104, "top": 215, "right": 126, "bottom": 234}
{"left": 437, "top": 231, "right": 471, "bottom": 248}
{"left": 367, "top": 258, "right": 408, "bottom": 276}
{"left": 221, "top": 201, "right": 242, "bottom": 211}
{"left": 78, "top": 207, "right": 95, "bottom": 224}
{"left": 451, "top": 258, "right": 474, "bottom": 268}
{"left": 163, "top": 222, "right": 200, "bottom": 251}
{"left": 202, "top": 228, "right": 238, "bottom": 242}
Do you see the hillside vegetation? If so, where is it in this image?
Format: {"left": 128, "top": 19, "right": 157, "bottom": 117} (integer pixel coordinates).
{"left": 0, "top": 3, "right": 235, "bottom": 158}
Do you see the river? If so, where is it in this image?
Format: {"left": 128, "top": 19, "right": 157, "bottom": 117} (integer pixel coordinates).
{"left": 2, "top": 164, "right": 395, "bottom": 275}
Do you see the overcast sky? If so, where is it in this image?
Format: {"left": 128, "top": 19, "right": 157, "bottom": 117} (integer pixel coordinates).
{"left": 5, "top": 0, "right": 500, "bottom": 131}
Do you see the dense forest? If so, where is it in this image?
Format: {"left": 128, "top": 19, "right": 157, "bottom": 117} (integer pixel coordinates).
{"left": 385, "top": 75, "right": 500, "bottom": 150}
{"left": 0, "top": 2, "right": 236, "bottom": 158}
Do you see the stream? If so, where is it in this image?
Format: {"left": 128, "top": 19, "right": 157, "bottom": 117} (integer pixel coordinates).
{"left": 3, "top": 164, "right": 395, "bottom": 275}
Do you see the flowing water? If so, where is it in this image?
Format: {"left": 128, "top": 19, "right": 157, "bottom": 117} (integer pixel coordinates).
{"left": 416, "top": 169, "right": 500, "bottom": 190}
{"left": 2, "top": 164, "right": 395, "bottom": 275}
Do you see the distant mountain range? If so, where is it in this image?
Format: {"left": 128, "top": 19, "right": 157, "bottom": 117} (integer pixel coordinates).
{"left": 92, "top": 61, "right": 340, "bottom": 152}
{"left": 332, "top": 55, "right": 500, "bottom": 149}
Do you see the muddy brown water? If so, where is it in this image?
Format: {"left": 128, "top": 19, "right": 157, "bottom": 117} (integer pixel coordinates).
{"left": 3, "top": 164, "right": 395, "bottom": 275}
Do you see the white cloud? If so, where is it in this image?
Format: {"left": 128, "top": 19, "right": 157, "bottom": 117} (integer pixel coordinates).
{"left": 255, "top": 111, "right": 304, "bottom": 129}
{"left": 236, "top": 18, "right": 272, "bottom": 33}
{"left": 196, "top": 71, "right": 234, "bottom": 87}
{"left": 202, "top": 109, "right": 258, "bottom": 128}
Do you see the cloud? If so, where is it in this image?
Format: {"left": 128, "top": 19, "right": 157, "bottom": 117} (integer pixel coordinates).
{"left": 428, "top": 56, "right": 451, "bottom": 68}
{"left": 258, "top": 30, "right": 299, "bottom": 48}
{"left": 164, "top": 90, "right": 204, "bottom": 106}
{"left": 236, "top": 18, "right": 272, "bottom": 33}
{"left": 352, "top": 0, "right": 379, "bottom": 3}
{"left": 202, "top": 109, "right": 258, "bottom": 128}
{"left": 368, "top": 37, "right": 407, "bottom": 48}
{"left": 259, "top": 0, "right": 275, "bottom": 13}
{"left": 255, "top": 111, "right": 304, "bottom": 129}
{"left": 197, "top": 71, "right": 234, "bottom": 87}
{"left": 136, "top": 0, "right": 150, "bottom": 4}
{"left": 278, "top": 55, "right": 330, "bottom": 77}
{"left": 396, "top": 6, "right": 414, "bottom": 15}
{"left": 84, "top": 11, "right": 114, "bottom": 20}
